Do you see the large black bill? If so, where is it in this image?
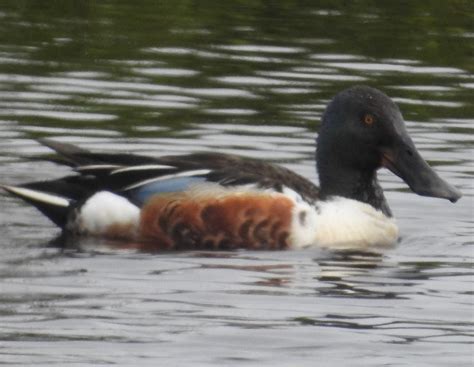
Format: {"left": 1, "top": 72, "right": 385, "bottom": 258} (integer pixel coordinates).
{"left": 381, "top": 138, "right": 462, "bottom": 203}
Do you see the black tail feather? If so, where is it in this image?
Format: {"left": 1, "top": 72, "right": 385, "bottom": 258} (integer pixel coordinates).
{"left": 22, "top": 176, "right": 98, "bottom": 200}
{"left": 38, "top": 138, "right": 159, "bottom": 167}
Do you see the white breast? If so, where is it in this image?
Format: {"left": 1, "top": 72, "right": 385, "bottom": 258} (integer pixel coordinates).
{"left": 289, "top": 196, "right": 399, "bottom": 250}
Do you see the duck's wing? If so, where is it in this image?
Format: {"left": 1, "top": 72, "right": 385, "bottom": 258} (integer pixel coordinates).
{"left": 156, "top": 152, "right": 320, "bottom": 204}
{"left": 3, "top": 140, "right": 320, "bottom": 226}
{"left": 39, "top": 139, "right": 319, "bottom": 204}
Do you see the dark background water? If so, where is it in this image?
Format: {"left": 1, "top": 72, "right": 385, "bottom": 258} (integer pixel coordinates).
{"left": 0, "top": 1, "right": 472, "bottom": 366}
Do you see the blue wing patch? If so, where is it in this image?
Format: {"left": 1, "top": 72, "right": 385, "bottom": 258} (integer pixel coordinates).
{"left": 127, "top": 176, "right": 207, "bottom": 206}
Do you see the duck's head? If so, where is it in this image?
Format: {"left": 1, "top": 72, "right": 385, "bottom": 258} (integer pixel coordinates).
{"left": 316, "top": 86, "right": 462, "bottom": 203}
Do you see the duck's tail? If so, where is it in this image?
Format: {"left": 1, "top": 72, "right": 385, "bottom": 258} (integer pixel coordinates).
{"left": 2, "top": 184, "right": 71, "bottom": 227}
{"left": 2, "top": 138, "right": 162, "bottom": 228}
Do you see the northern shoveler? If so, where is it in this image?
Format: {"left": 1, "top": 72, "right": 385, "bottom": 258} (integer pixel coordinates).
{"left": 2, "top": 86, "right": 462, "bottom": 251}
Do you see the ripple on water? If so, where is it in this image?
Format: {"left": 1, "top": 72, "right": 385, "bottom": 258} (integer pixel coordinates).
{"left": 196, "top": 123, "right": 308, "bottom": 134}
{"left": 256, "top": 70, "right": 367, "bottom": 82}
{"left": 142, "top": 47, "right": 195, "bottom": 55}
{"left": 0, "top": 108, "right": 116, "bottom": 121}
{"left": 202, "top": 108, "right": 258, "bottom": 116}
{"left": 145, "top": 45, "right": 292, "bottom": 65}
{"left": 17, "top": 125, "right": 123, "bottom": 137}
{"left": 390, "top": 85, "right": 456, "bottom": 92}
{"left": 92, "top": 97, "right": 197, "bottom": 110}
{"left": 269, "top": 87, "right": 316, "bottom": 94}
{"left": 213, "top": 76, "right": 313, "bottom": 86}
{"left": 213, "top": 44, "right": 306, "bottom": 54}
{"left": 133, "top": 67, "right": 200, "bottom": 77}
{"left": 0, "top": 57, "right": 42, "bottom": 65}
{"left": 309, "top": 53, "right": 365, "bottom": 60}
{"left": 325, "top": 61, "right": 467, "bottom": 75}
{"left": 0, "top": 73, "right": 258, "bottom": 100}
{"left": 0, "top": 91, "right": 70, "bottom": 101}
{"left": 393, "top": 97, "right": 464, "bottom": 108}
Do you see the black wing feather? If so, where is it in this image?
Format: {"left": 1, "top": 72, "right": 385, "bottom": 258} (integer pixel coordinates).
{"left": 34, "top": 140, "right": 320, "bottom": 202}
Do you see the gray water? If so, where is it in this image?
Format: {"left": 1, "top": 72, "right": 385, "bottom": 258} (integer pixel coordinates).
{"left": 0, "top": 1, "right": 473, "bottom": 366}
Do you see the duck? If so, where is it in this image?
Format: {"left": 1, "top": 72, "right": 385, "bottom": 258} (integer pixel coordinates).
{"left": 2, "top": 86, "right": 462, "bottom": 251}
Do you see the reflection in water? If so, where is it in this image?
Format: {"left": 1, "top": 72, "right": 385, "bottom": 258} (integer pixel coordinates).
{"left": 315, "top": 251, "right": 401, "bottom": 300}
{"left": 289, "top": 250, "right": 474, "bottom": 348}
{"left": 0, "top": 1, "right": 472, "bottom": 365}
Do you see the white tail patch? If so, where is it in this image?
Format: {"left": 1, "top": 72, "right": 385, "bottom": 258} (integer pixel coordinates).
{"left": 76, "top": 191, "right": 140, "bottom": 237}
{"left": 2, "top": 185, "right": 70, "bottom": 207}
{"left": 289, "top": 197, "right": 399, "bottom": 250}
{"left": 123, "top": 169, "right": 212, "bottom": 191}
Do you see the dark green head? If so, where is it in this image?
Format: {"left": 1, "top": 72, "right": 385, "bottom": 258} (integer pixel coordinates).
{"left": 316, "top": 86, "right": 461, "bottom": 209}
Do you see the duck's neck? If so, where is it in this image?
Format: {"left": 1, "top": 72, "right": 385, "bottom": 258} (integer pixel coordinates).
{"left": 318, "top": 166, "right": 392, "bottom": 217}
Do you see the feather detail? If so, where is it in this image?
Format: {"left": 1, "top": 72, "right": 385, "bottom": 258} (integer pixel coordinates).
{"left": 139, "top": 187, "right": 294, "bottom": 251}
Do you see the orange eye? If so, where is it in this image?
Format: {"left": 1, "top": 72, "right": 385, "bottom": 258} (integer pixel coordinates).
{"left": 363, "top": 114, "right": 375, "bottom": 125}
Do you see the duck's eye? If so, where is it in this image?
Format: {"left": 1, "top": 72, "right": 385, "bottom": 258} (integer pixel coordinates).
{"left": 363, "top": 114, "right": 375, "bottom": 125}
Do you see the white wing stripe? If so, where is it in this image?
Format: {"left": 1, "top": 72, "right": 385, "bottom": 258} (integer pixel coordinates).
{"left": 77, "top": 164, "right": 123, "bottom": 171}
{"left": 123, "top": 169, "right": 212, "bottom": 191}
{"left": 111, "top": 164, "right": 175, "bottom": 175}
